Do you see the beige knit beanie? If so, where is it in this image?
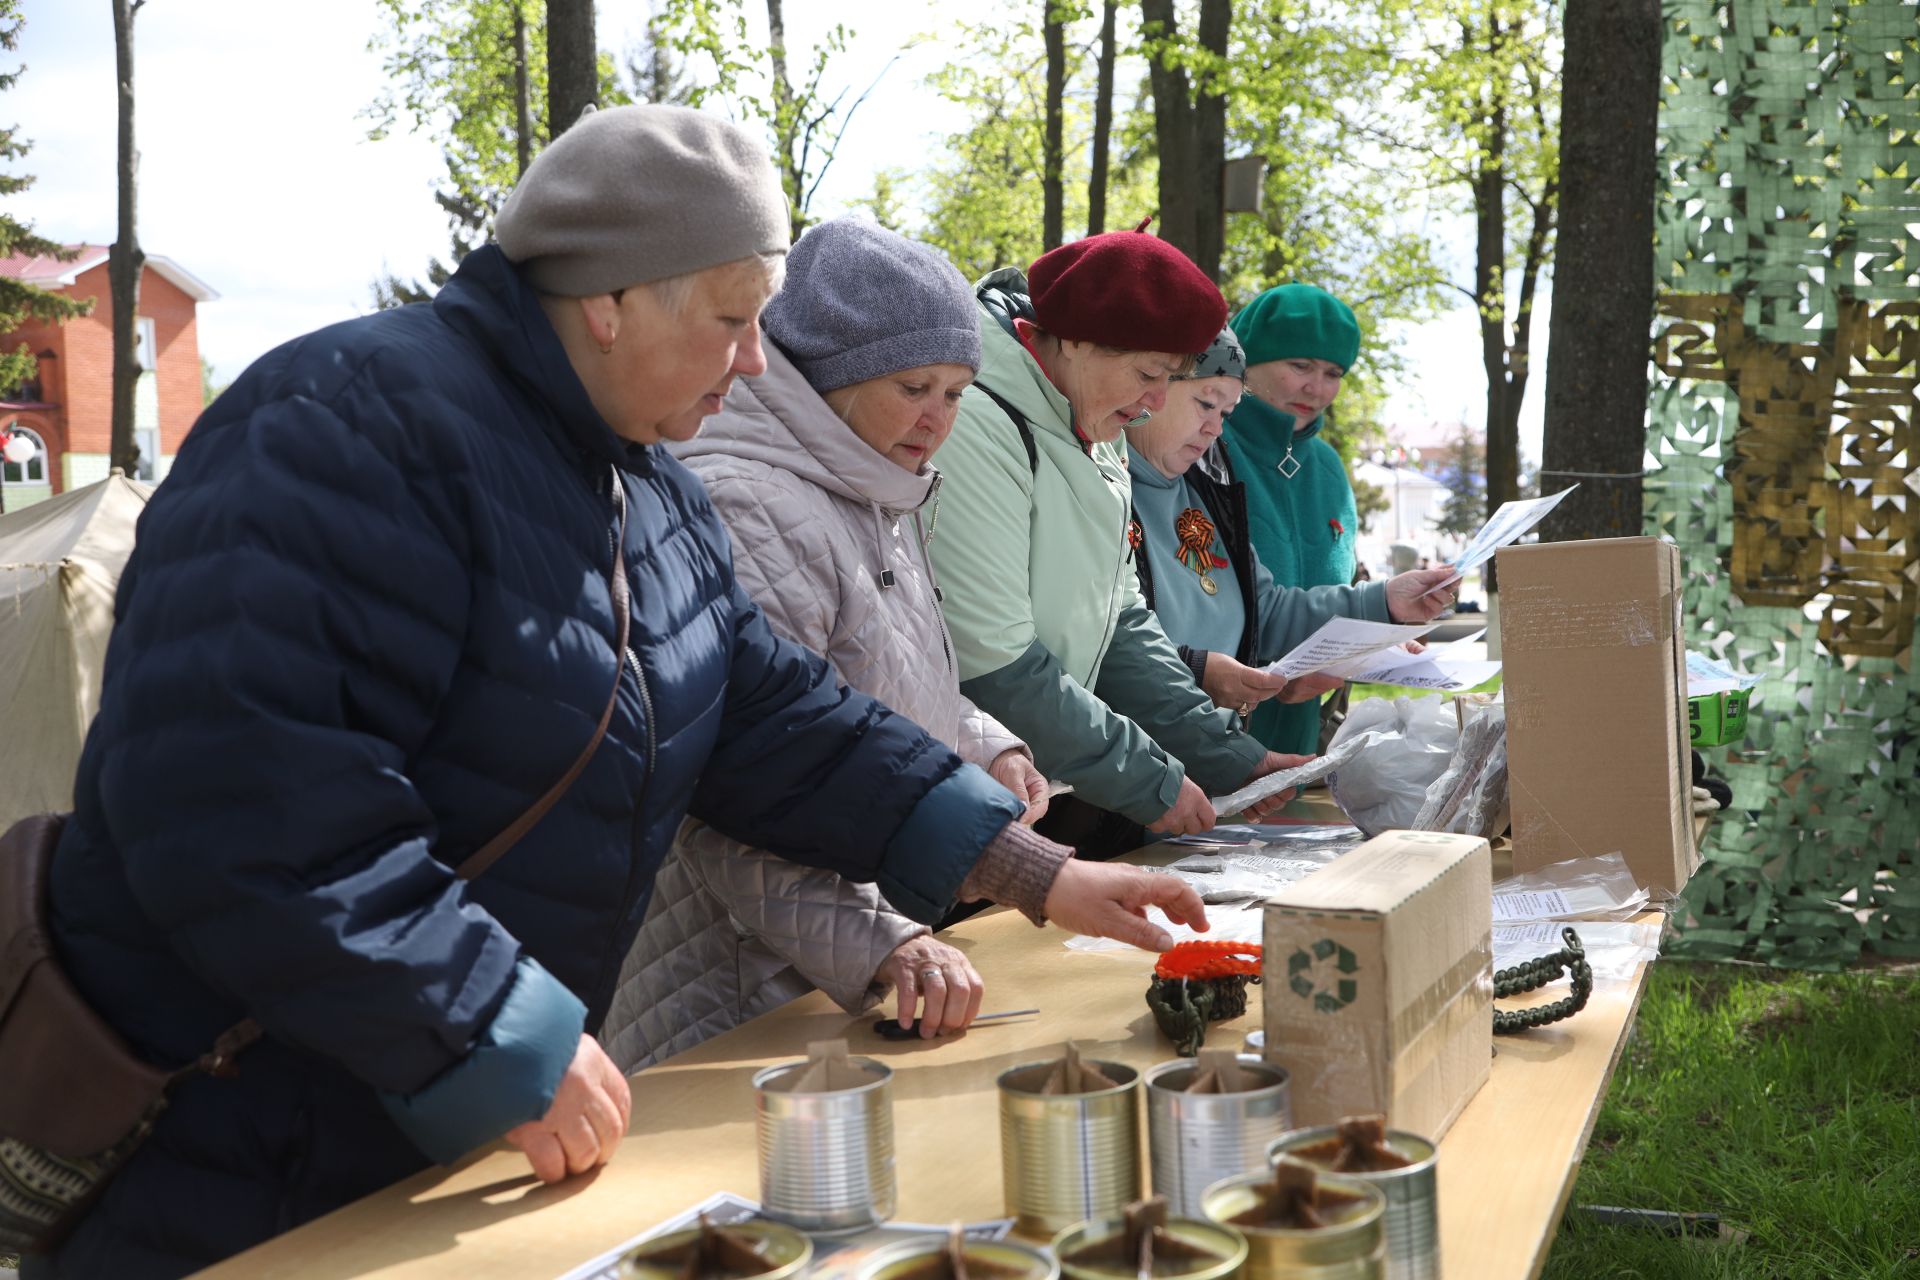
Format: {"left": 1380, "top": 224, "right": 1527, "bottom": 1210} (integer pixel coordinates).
{"left": 495, "top": 104, "right": 790, "bottom": 297}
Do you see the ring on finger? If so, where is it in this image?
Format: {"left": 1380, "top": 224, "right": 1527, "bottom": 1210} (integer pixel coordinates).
{"left": 920, "top": 967, "right": 943, "bottom": 981}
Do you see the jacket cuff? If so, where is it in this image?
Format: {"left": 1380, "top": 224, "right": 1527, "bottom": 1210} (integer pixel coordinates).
{"left": 849, "top": 920, "right": 934, "bottom": 1013}
{"left": 957, "top": 822, "right": 1074, "bottom": 925}
{"left": 1358, "top": 580, "right": 1391, "bottom": 622}
{"left": 879, "top": 764, "right": 1025, "bottom": 924}
{"left": 1181, "top": 647, "right": 1211, "bottom": 689}
{"left": 1120, "top": 758, "right": 1187, "bottom": 826}
{"left": 1190, "top": 729, "right": 1270, "bottom": 793}
{"left": 378, "top": 958, "right": 586, "bottom": 1165}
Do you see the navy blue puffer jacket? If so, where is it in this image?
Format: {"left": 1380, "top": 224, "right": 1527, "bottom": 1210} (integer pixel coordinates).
{"left": 31, "top": 247, "right": 1019, "bottom": 1278}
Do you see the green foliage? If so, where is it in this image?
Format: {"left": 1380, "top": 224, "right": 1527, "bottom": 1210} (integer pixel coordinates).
{"left": 366, "top": 0, "right": 550, "bottom": 228}
{"left": 200, "top": 358, "right": 229, "bottom": 407}
{"left": 913, "top": 2, "right": 1155, "bottom": 281}
{"left": 650, "top": 0, "right": 884, "bottom": 239}
{"left": 1395, "top": 0, "right": 1560, "bottom": 285}
{"left": 1217, "top": 0, "right": 1448, "bottom": 337}
{"left": 1545, "top": 963, "right": 1920, "bottom": 1279}
{"left": 364, "top": 1, "right": 658, "bottom": 305}
{"left": 0, "top": 0, "right": 91, "bottom": 396}
{"left": 906, "top": 0, "right": 1445, "bottom": 407}
{"left": 846, "top": 167, "right": 911, "bottom": 234}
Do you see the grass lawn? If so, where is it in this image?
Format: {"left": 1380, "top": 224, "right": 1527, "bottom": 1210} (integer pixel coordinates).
{"left": 1541, "top": 961, "right": 1920, "bottom": 1279}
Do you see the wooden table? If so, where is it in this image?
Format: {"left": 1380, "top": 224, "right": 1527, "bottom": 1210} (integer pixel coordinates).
{"left": 201, "top": 833, "right": 1656, "bottom": 1280}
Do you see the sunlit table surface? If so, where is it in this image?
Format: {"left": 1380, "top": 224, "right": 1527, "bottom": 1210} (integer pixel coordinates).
{"left": 199, "top": 828, "right": 1656, "bottom": 1280}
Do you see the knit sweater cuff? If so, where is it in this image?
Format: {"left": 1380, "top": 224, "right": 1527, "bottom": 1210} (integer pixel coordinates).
{"left": 958, "top": 822, "right": 1073, "bottom": 926}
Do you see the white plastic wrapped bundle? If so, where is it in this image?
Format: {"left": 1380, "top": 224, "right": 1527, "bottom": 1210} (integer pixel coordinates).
{"left": 1325, "top": 697, "right": 1460, "bottom": 836}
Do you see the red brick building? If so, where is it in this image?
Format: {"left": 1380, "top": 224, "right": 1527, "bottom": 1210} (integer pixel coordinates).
{"left": 0, "top": 245, "right": 217, "bottom": 508}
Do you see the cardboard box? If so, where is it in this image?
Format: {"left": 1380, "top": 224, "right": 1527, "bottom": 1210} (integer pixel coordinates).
{"left": 1261, "top": 830, "right": 1492, "bottom": 1141}
{"left": 1498, "top": 537, "right": 1698, "bottom": 894}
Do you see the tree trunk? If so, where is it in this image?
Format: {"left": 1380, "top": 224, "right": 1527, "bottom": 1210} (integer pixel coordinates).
{"left": 1143, "top": 0, "right": 1229, "bottom": 278}
{"left": 1042, "top": 0, "right": 1066, "bottom": 252}
{"left": 1142, "top": 0, "right": 1197, "bottom": 259}
{"left": 109, "top": 0, "right": 144, "bottom": 479}
{"left": 1087, "top": 0, "right": 1117, "bottom": 236}
{"left": 764, "top": 0, "right": 805, "bottom": 240}
{"left": 1191, "top": 0, "right": 1230, "bottom": 280}
{"left": 513, "top": 3, "right": 533, "bottom": 177}
{"left": 1540, "top": 0, "right": 1659, "bottom": 542}
{"left": 545, "top": 0, "right": 597, "bottom": 135}
{"left": 1472, "top": 18, "right": 1516, "bottom": 515}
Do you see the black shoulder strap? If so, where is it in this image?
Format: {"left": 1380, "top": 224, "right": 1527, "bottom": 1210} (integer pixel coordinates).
{"left": 973, "top": 383, "right": 1039, "bottom": 475}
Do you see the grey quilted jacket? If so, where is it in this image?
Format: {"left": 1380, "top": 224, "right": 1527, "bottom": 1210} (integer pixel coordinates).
{"left": 601, "top": 344, "right": 1028, "bottom": 1071}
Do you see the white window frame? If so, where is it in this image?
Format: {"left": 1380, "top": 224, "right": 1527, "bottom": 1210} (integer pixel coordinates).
{"left": 132, "top": 426, "right": 159, "bottom": 482}
{"left": 1, "top": 425, "right": 48, "bottom": 486}
{"left": 135, "top": 316, "right": 158, "bottom": 372}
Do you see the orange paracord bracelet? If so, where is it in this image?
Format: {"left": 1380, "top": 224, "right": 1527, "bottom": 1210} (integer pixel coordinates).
{"left": 1153, "top": 939, "right": 1263, "bottom": 983}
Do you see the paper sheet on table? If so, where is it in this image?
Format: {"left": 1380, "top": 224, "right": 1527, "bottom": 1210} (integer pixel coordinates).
{"left": 1685, "top": 650, "right": 1764, "bottom": 697}
{"left": 1208, "top": 730, "right": 1381, "bottom": 816}
{"left": 1065, "top": 902, "right": 1265, "bottom": 955}
{"left": 1319, "top": 643, "right": 1503, "bottom": 692}
{"left": 1259, "top": 616, "right": 1440, "bottom": 679}
{"left": 1420, "top": 486, "right": 1578, "bottom": 597}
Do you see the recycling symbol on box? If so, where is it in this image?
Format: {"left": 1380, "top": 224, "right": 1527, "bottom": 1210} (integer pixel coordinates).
{"left": 1289, "top": 939, "right": 1359, "bottom": 1014}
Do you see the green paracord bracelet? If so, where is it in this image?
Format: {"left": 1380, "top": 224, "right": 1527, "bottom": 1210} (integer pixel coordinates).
{"left": 1492, "top": 926, "right": 1594, "bottom": 1035}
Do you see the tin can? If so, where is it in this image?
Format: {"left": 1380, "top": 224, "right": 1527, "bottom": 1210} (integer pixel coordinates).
{"left": 753, "top": 1056, "right": 896, "bottom": 1232}
{"left": 1201, "top": 1170, "right": 1386, "bottom": 1280}
{"left": 618, "top": 1219, "right": 813, "bottom": 1280}
{"left": 855, "top": 1236, "right": 1058, "bottom": 1280}
{"left": 1052, "top": 1213, "right": 1248, "bottom": 1280}
{"left": 1268, "top": 1128, "right": 1438, "bottom": 1280}
{"left": 1145, "top": 1055, "right": 1293, "bottom": 1216}
{"left": 996, "top": 1058, "right": 1142, "bottom": 1236}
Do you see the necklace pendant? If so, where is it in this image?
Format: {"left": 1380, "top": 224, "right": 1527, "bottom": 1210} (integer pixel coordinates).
{"left": 1199, "top": 574, "right": 1218, "bottom": 595}
{"left": 1277, "top": 448, "right": 1301, "bottom": 480}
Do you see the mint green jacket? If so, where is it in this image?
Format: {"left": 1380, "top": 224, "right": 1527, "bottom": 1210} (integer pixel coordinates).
{"left": 928, "top": 270, "right": 1265, "bottom": 824}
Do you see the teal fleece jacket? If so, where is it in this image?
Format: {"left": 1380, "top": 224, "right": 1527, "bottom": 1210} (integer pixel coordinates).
{"left": 1222, "top": 393, "right": 1361, "bottom": 755}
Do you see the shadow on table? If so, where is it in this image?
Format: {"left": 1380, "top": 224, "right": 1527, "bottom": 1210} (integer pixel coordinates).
{"left": 1490, "top": 1021, "right": 1580, "bottom": 1066}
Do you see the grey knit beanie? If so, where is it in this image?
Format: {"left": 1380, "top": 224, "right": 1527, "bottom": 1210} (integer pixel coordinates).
{"left": 760, "top": 215, "right": 981, "bottom": 392}
{"left": 1174, "top": 324, "right": 1247, "bottom": 383}
{"left": 496, "top": 104, "right": 790, "bottom": 296}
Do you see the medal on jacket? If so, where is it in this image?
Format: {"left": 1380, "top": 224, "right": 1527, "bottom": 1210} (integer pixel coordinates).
{"left": 1175, "top": 507, "right": 1229, "bottom": 595}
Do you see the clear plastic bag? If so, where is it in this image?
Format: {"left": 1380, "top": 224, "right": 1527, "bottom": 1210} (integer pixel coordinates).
{"left": 1325, "top": 696, "right": 1460, "bottom": 836}
{"left": 1492, "top": 852, "right": 1650, "bottom": 921}
{"left": 1412, "top": 701, "right": 1508, "bottom": 839}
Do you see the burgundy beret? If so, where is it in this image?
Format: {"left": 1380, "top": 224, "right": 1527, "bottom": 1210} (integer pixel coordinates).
{"left": 1027, "top": 230, "right": 1228, "bottom": 356}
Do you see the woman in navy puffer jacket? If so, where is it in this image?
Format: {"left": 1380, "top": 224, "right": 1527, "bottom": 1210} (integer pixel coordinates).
{"left": 28, "top": 107, "right": 1204, "bottom": 1279}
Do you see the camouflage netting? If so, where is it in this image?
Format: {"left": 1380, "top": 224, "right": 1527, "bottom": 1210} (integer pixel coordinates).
{"left": 1649, "top": 0, "right": 1919, "bottom": 967}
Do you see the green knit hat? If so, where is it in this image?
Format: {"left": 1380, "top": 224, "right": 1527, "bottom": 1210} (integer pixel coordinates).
{"left": 1231, "top": 284, "right": 1361, "bottom": 371}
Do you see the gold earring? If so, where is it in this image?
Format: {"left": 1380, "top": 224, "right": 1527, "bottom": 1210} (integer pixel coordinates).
{"left": 599, "top": 340, "right": 614, "bottom": 354}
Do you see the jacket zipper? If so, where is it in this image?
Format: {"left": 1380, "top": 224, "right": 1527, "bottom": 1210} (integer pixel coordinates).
{"left": 916, "top": 476, "right": 956, "bottom": 675}
{"left": 594, "top": 476, "right": 660, "bottom": 1015}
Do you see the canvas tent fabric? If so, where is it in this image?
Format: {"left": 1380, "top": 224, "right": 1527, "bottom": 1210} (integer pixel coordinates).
{"left": 0, "top": 473, "right": 152, "bottom": 831}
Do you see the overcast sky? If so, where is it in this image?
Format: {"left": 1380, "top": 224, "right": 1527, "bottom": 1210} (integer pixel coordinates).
{"left": 6, "top": 0, "right": 1543, "bottom": 460}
